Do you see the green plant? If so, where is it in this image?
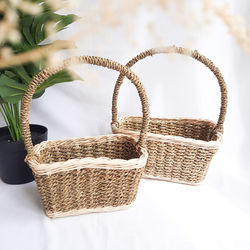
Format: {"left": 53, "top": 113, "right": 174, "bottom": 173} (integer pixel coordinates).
{"left": 0, "top": 1, "right": 79, "bottom": 141}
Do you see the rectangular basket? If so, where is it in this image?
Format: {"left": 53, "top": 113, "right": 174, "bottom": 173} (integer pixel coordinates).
{"left": 21, "top": 56, "right": 150, "bottom": 218}
{"left": 112, "top": 117, "right": 220, "bottom": 184}
{"left": 111, "top": 46, "right": 227, "bottom": 185}
{"left": 28, "top": 135, "right": 147, "bottom": 218}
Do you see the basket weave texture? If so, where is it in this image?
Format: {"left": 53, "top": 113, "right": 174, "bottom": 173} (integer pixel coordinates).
{"left": 21, "top": 56, "right": 149, "bottom": 218}
{"left": 112, "top": 46, "right": 227, "bottom": 185}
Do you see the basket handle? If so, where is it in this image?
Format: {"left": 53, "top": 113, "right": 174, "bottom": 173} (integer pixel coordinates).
{"left": 21, "top": 56, "right": 150, "bottom": 156}
{"left": 112, "top": 45, "right": 228, "bottom": 137}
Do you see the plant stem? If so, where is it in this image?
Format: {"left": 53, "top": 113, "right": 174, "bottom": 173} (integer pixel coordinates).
{"left": 0, "top": 102, "right": 22, "bottom": 141}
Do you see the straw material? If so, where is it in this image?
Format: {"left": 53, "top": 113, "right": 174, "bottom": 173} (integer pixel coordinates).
{"left": 112, "top": 45, "right": 227, "bottom": 185}
{"left": 21, "top": 56, "right": 149, "bottom": 218}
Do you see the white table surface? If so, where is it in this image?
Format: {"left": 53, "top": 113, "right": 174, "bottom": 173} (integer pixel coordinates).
{"left": 1, "top": 157, "right": 250, "bottom": 250}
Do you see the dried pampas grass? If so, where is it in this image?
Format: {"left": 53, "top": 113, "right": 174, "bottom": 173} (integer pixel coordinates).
{"left": 1, "top": 0, "right": 250, "bottom": 70}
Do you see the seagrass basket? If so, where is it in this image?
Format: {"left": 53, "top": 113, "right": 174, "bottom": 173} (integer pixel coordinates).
{"left": 112, "top": 45, "right": 228, "bottom": 185}
{"left": 21, "top": 56, "right": 150, "bottom": 218}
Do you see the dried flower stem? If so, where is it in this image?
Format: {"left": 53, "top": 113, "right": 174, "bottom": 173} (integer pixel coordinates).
{"left": 212, "top": 2, "right": 250, "bottom": 53}
{"left": 0, "top": 40, "right": 76, "bottom": 69}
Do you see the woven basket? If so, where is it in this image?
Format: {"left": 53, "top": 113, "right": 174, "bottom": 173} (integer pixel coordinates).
{"left": 21, "top": 56, "right": 150, "bottom": 218}
{"left": 112, "top": 45, "right": 227, "bottom": 185}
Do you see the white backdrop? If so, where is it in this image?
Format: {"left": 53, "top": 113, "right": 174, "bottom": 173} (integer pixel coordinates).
{"left": 1, "top": 1, "right": 250, "bottom": 250}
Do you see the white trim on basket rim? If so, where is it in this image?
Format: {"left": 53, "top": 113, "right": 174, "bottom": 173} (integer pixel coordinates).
{"left": 112, "top": 116, "right": 222, "bottom": 150}
{"left": 27, "top": 134, "right": 148, "bottom": 175}
{"left": 143, "top": 174, "right": 204, "bottom": 186}
{"left": 46, "top": 204, "right": 134, "bottom": 218}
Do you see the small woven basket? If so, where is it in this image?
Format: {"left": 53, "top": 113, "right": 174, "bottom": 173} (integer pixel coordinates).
{"left": 21, "top": 56, "right": 150, "bottom": 218}
{"left": 112, "top": 46, "right": 228, "bottom": 185}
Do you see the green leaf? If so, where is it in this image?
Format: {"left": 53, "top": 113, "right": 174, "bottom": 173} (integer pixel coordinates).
{"left": 21, "top": 15, "right": 34, "bottom": 27}
{"left": 0, "top": 74, "right": 46, "bottom": 103}
{"left": 33, "top": 89, "right": 45, "bottom": 99}
{"left": 52, "top": 13, "right": 79, "bottom": 31}
{"left": 35, "top": 11, "right": 51, "bottom": 44}
{"left": 0, "top": 4, "right": 80, "bottom": 104}
{"left": 31, "top": 15, "right": 41, "bottom": 38}
{"left": 21, "top": 15, "right": 35, "bottom": 45}
{"left": 0, "top": 74, "right": 26, "bottom": 103}
{"left": 0, "top": 96, "right": 4, "bottom": 104}
{"left": 11, "top": 42, "right": 33, "bottom": 54}
{"left": 0, "top": 86, "right": 23, "bottom": 104}
{"left": 11, "top": 65, "right": 32, "bottom": 84}
{"left": 0, "top": 74, "right": 26, "bottom": 91}
{"left": 37, "top": 69, "right": 82, "bottom": 92}
{"left": 4, "top": 70, "right": 20, "bottom": 81}
{"left": 22, "top": 27, "right": 35, "bottom": 45}
{"left": 23, "top": 62, "right": 40, "bottom": 77}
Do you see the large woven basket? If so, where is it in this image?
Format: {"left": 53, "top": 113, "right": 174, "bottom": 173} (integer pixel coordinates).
{"left": 112, "top": 45, "right": 228, "bottom": 185}
{"left": 21, "top": 56, "right": 150, "bottom": 218}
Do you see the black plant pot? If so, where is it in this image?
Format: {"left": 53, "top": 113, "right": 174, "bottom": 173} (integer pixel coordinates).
{"left": 0, "top": 125, "right": 48, "bottom": 185}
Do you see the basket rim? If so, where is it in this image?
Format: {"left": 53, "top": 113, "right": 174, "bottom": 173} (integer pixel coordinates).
{"left": 46, "top": 203, "right": 133, "bottom": 218}
{"left": 143, "top": 174, "right": 204, "bottom": 185}
{"left": 27, "top": 133, "right": 148, "bottom": 176}
{"left": 112, "top": 116, "right": 222, "bottom": 149}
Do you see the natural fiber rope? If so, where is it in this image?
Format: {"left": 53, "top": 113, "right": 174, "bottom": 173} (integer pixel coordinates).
{"left": 29, "top": 134, "right": 148, "bottom": 175}
{"left": 112, "top": 45, "right": 228, "bottom": 138}
{"left": 21, "top": 56, "right": 150, "bottom": 156}
{"left": 114, "top": 116, "right": 220, "bottom": 149}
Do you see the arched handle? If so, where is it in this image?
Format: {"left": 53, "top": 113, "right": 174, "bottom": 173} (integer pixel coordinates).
{"left": 21, "top": 56, "right": 150, "bottom": 156}
{"left": 112, "top": 45, "right": 228, "bottom": 138}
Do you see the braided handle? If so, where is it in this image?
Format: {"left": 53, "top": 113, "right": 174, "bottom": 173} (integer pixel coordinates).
{"left": 112, "top": 45, "right": 228, "bottom": 137}
{"left": 21, "top": 56, "right": 150, "bottom": 156}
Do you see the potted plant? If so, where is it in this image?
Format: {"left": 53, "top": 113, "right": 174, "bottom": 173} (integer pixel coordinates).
{"left": 0, "top": 0, "right": 79, "bottom": 184}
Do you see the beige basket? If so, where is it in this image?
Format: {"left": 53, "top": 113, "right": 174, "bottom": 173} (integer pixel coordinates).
{"left": 112, "top": 46, "right": 227, "bottom": 185}
{"left": 21, "top": 56, "right": 150, "bottom": 218}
